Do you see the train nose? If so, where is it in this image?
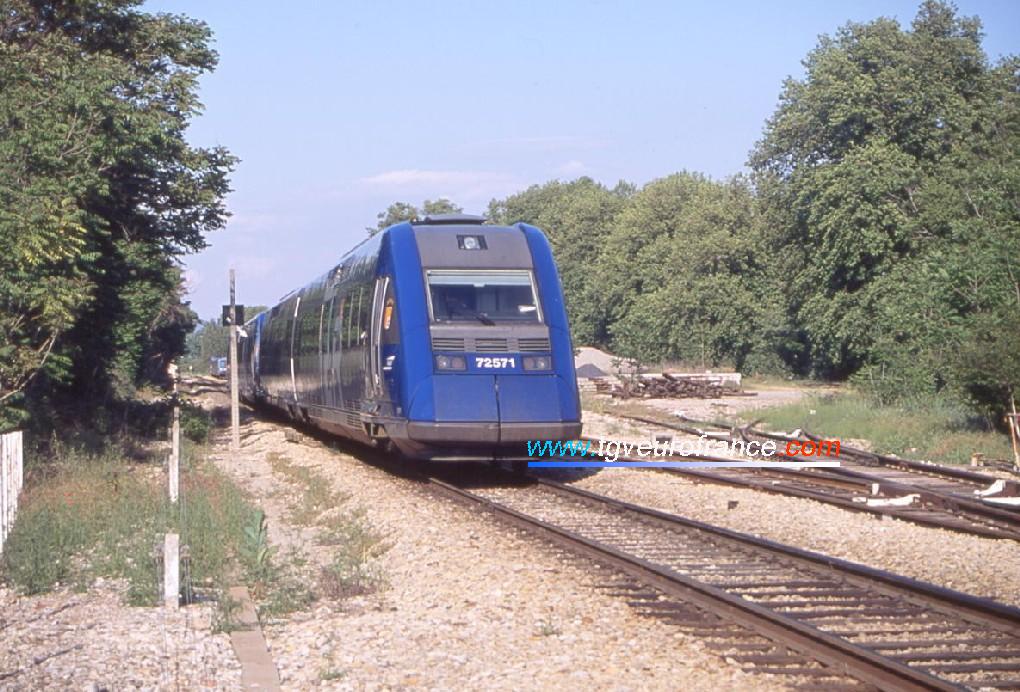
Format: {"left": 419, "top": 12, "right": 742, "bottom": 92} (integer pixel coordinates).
{"left": 493, "top": 373, "right": 582, "bottom": 442}
{"left": 433, "top": 374, "right": 499, "bottom": 421}
{"left": 405, "top": 374, "right": 580, "bottom": 444}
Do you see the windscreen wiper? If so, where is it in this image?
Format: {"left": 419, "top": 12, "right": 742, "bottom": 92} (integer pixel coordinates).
{"left": 449, "top": 306, "right": 495, "bottom": 325}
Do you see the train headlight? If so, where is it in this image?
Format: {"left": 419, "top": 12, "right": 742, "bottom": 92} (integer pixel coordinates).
{"left": 457, "top": 234, "right": 487, "bottom": 250}
{"left": 522, "top": 356, "right": 552, "bottom": 371}
{"left": 435, "top": 354, "right": 467, "bottom": 371}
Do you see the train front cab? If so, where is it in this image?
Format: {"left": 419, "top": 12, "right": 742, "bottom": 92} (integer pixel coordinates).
{"left": 391, "top": 219, "right": 581, "bottom": 460}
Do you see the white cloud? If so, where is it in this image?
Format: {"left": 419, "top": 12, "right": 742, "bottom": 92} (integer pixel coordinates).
{"left": 226, "top": 211, "right": 282, "bottom": 237}
{"left": 359, "top": 169, "right": 499, "bottom": 187}
{"left": 469, "top": 135, "right": 611, "bottom": 153}
{"left": 555, "top": 160, "right": 588, "bottom": 175}
{"left": 228, "top": 255, "right": 277, "bottom": 281}
{"left": 357, "top": 168, "right": 525, "bottom": 208}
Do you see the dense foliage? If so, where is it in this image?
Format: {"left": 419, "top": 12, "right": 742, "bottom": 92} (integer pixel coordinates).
{"left": 486, "top": 2, "right": 1014, "bottom": 422}
{"left": 3, "top": 0, "right": 1014, "bottom": 431}
{"left": 368, "top": 198, "right": 462, "bottom": 235}
{"left": 0, "top": 0, "right": 235, "bottom": 429}
{"left": 751, "top": 0, "right": 1019, "bottom": 419}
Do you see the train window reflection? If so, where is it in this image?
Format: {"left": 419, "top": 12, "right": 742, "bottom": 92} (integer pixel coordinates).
{"left": 426, "top": 270, "right": 541, "bottom": 324}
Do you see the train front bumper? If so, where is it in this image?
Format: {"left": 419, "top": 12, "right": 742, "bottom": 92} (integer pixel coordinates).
{"left": 406, "top": 420, "right": 582, "bottom": 444}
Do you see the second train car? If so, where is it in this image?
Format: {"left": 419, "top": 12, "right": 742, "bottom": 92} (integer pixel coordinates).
{"left": 238, "top": 214, "right": 581, "bottom": 460}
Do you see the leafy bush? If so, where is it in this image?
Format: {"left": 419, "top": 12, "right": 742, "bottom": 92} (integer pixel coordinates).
{"left": 180, "top": 405, "right": 213, "bottom": 443}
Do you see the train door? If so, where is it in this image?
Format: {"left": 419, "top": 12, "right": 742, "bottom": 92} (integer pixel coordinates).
{"left": 379, "top": 278, "right": 399, "bottom": 405}
{"left": 288, "top": 296, "right": 300, "bottom": 401}
{"left": 252, "top": 317, "right": 261, "bottom": 394}
{"left": 367, "top": 276, "right": 389, "bottom": 400}
{"left": 340, "top": 284, "right": 368, "bottom": 407}
{"left": 322, "top": 290, "right": 344, "bottom": 409}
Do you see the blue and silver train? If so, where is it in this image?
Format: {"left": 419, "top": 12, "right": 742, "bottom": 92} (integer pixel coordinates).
{"left": 238, "top": 214, "right": 581, "bottom": 460}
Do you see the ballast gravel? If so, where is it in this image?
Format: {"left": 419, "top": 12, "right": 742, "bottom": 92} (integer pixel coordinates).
{"left": 575, "top": 410, "right": 1020, "bottom": 608}
{"left": 211, "top": 417, "right": 782, "bottom": 691}
{"left": 0, "top": 579, "right": 240, "bottom": 689}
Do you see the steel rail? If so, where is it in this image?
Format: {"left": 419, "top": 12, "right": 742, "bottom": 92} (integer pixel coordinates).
{"left": 599, "top": 412, "right": 1020, "bottom": 540}
{"left": 430, "top": 472, "right": 1020, "bottom": 689}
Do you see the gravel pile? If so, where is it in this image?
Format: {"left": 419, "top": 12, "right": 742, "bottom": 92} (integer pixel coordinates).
{"left": 211, "top": 418, "right": 781, "bottom": 691}
{"left": 0, "top": 579, "right": 240, "bottom": 689}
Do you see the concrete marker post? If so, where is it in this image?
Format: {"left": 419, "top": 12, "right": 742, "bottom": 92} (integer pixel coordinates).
{"left": 164, "top": 532, "right": 179, "bottom": 609}
{"left": 169, "top": 403, "right": 180, "bottom": 503}
{"left": 1, "top": 435, "right": 8, "bottom": 549}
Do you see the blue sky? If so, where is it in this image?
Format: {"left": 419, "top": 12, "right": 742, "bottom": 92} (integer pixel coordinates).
{"left": 145, "top": 1, "right": 1020, "bottom": 319}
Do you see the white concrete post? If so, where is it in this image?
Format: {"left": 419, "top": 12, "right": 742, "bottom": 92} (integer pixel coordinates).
{"left": 164, "top": 532, "right": 180, "bottom": 609}
{"left": 169, "top": 404, "right": 180, "bottom": 503}
{"left": 1, "top": 434, "right": 8, "bottom": 550}
{"left": 1, "top": 431, "right": 24, "bottom": 555}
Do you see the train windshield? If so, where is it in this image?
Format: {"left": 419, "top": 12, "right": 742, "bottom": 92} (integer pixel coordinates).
{"left": 426, "top": 270, "right": 541, "bottom": 324}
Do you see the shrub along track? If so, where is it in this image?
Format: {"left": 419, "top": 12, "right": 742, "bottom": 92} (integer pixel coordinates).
{"left": 596, "top": 412, "right": 1020, "bottom": 542}
{"left": 428, "top": 465, "right": 1020, "bottom": 690}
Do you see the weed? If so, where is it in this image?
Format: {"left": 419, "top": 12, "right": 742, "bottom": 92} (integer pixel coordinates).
{"left": 240, "top": 510, "right": 275, "bottom": 585}
{"left": 180, "top": 404, "right": 213, "bottom": 443}
{"left": 265, "top": 454, "right": 391, "bottom": 601}
{"left": 317, "top": 509, "right": 390, "bottom": 599}
{"left": 319, "top": 662, "right": 346, "bottom": 681}
{"left": 212, "top": 591, "right": 242, "bottom": 633}
{"left": 257, "top": 570, "right": 317, "bottom": 621}
{"left": 0, "top": 435, "right": 275, "bottom": 639}
{"left": 535, "top": 619, "right": 562, "bottom": 637}
{"left": 267, "top": 453, "right": 349, "bottom": 526}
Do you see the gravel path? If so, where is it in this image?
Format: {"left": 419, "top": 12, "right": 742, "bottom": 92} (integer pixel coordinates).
{"left": 0, "top": 579, "right": 240, "bottom": 689}
{"left": 209, "top": 416, "right": 781, "bottom": 691}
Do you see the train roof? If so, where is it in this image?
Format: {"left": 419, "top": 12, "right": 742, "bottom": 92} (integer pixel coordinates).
{"left": 413, "top": 213, "right": 487, "bottom": 226}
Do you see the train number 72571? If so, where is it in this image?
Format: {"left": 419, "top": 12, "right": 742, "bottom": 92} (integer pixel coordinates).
{"left": 475, "top": 356, "right": 517, "bottom": 369}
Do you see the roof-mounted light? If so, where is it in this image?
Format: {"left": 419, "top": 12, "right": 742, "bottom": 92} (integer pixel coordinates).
{"left": 416, "top": 213, "right": 487, "bottom": 226}
{"left": 458, "top": 234, "right": 487, "bottom": 250}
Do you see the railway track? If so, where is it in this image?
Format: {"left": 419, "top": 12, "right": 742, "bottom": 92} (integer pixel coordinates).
{"left": 430, "top": 467, "right": 1020, "bottom": 690}
{"left": 601, "top": 412, "right": 1020, "bottom": 541}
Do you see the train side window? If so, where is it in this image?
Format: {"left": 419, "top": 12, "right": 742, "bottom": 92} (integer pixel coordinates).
{"left": 297, "top": 313, "right": 307, "bottom": 356}
{"left": 302, "top": 309, "right": 317, "bottom": 356}
{"left": 332, "top": 296, "right": 345, "bottom": 352}
{"left": 348, "top": 287, "right": 364, "bottom": 349}
{"left": 307, "top": 308, "right": 318, "bottom": 355}
{"left": 358, "top": 284, "right": 371, "bottom": 345}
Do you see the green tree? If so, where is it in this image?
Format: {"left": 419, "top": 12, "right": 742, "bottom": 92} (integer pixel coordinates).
{"left": 488, "top": 177, "right": 630, "bottom": 344}
{"left": 368, "top": 198, "right": 462, "bottom": 235}
{"left": 751, "top": 1, "right": 1019, "bottom": 418}
{"left": 0, "top": 1, "right": 235, "bottom": 428}
{"left": 594, "top": 174, "right": 780, "bottom": 372}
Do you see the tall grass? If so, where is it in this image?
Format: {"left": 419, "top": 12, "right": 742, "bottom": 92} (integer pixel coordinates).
{"left": 0, "top": 450, "right": 167, "bottom": 600}
{"left": 753, "top": 392, "right": 1013, "bottom": 464}
{"left": 2, "top": 417, "right": 389, "bottom": 626}
{"left": 0, "top": 438, "right": 270, "bottom": 611}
